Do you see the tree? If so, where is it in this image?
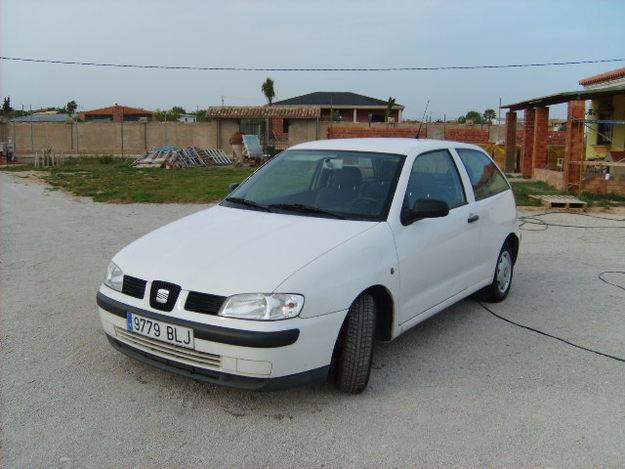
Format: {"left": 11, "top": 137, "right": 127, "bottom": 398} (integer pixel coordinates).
{"left": 153, "top": 106, "right": 186, "bottom": 121}
{"left": 483, "top": 108, "right": 497, "bottom": 123}
{"left": 194, "top": 109, "right": 208, "bottom": 121}
{"left": 465, "top": 111, "right": 482, "bottom": 124}
{"left": 385, "top": 97, "right": 396, "bottom": 122}
{"left": 2, "top": 96, "right": 12, "bottom": 116}
{"left": 261, "top": 77, "right": 275, "bottom": 105}
{"left": 65, "top": 100, "right": 77, "bottom": 115}
{"left": 457, "top": 115, "right": 466, "bottom": 124}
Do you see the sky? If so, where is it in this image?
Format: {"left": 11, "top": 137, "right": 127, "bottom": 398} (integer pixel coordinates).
{"left": 1, "top": 0, "right": 624, "bottom": 119}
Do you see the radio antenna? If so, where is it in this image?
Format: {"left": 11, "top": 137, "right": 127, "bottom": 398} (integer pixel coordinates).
{"left": 415, "top": 99, "right": 430, "bottom": 139}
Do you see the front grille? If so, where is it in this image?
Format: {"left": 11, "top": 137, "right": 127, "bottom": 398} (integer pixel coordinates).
{"left": 122, "top": 275, "right": 147, "bottom": 299}
{"left": 185, "top": 291, "right": 227, "bottom": 315}
{"left": 149, "top": 280, "right": 181, "bottom": 312}
{"left": 114, "top": 327, "right": 222, "bottom": 369}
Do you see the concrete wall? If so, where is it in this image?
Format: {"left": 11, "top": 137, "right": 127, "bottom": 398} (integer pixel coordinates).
{"left": 288, "top": 120, "right": 319, "bottom": 146}
{"left": 2, "top": 121, "right": 223, "bottom": 156}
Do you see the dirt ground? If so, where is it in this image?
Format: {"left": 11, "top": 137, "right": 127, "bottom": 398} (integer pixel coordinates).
{"left": 2, "top": 172, "right": 624, "bottom": 468}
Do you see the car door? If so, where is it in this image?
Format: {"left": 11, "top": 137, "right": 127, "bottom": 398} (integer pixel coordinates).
{"left": 393, "top": 148, "right": 480, "bottom": 325}
{"left": 454, "top": 148, "right": 517, "bottom": 282}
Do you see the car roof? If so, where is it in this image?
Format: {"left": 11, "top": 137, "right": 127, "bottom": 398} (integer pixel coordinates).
{"left": 289, "top": 138, "right": 484, "bottom": 156}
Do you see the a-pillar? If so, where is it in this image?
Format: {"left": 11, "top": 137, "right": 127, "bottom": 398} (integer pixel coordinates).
{"left": 504, "top": 111, "right": 517, "bottom": 172}
{"left": 522, "top": 108, "right": 535, "bottom": 177}
{"left": 563, "top": 100, "right": 585, "bottom": 191}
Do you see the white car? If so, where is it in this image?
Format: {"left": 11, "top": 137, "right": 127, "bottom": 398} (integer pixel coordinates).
{"left": 98, "top": 138, "right": 519, "bottom": 393}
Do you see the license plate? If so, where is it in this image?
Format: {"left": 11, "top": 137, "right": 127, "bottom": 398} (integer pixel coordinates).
{"left": 126, "top": 312, "right": 194, "bottom": 349}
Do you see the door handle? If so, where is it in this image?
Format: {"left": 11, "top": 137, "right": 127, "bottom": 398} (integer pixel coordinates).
{"left": 467, "top": 214, "right": 479, "bottom": 223}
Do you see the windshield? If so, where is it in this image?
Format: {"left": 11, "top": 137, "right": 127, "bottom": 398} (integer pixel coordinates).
{"left": 222, "top": 149, "right": 405, "bottom": 221}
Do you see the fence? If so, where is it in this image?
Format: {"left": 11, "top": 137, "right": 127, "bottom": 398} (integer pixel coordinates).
{"left": 1, "top": 119, "right": 515, "bottom": 159}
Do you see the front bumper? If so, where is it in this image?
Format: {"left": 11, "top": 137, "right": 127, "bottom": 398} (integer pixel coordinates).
{"left": 106, "top": 335, "right": 329, "bottom": 391}
{"left": 97, "top": 290, "right": 347, "bottom": 390}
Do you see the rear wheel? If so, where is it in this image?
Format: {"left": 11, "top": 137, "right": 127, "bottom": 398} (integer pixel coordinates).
{"left": 334, "top": 293, "right": 376, "bottom": 394}
{"left": 479, "top": 243, "right": 514, "bottom": 303}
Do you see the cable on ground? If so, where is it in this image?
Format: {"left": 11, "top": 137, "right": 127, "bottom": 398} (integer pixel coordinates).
{"left": 477, "top": 300, "right": 625, "bottom": 364}
{"left": 518, "top": 211, "right": 625, "bottom": 231}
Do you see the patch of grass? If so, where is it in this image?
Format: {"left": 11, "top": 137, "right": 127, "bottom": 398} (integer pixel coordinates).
{"left": 580, "top": 191, "right": 625, "bottom": 208}
{"left": 510, "top": 181, "right": 564, "bottom": 206}
{"left": 1, "top": 158, "right": 255, "bottom": 203}
{"left": 511, "top": 180, "right": 625, "bottom": 208}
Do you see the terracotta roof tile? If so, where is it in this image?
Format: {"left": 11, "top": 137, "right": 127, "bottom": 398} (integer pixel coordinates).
{"left": 579, "top": 67, "right": 625, "bottom": 86}
{"left": 205, "top": 106, "right": 320, "bottom": 119}
{"left": 83, "top": 105, "right": 153, "bottom": 116}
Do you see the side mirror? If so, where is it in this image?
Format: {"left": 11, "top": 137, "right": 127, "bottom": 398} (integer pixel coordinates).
{"left": 402, "top": 199, "right": 449, "bottom": 225}
{"left": 228, "top": 183, "right": 240, "bottom": 192}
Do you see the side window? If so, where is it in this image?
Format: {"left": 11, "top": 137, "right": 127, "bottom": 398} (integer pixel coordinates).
{"left": 403, "top": 149, "right": 466, "bottom": 211}
{"left": 456, "top": 149, "right": 510, "bottom": 201}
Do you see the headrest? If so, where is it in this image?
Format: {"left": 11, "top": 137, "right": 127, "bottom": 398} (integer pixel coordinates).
{"left": 334, "top": 166, "right": 362, "bottom": 189}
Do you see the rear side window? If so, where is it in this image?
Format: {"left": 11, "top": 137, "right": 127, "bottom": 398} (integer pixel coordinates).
{"left": 456, "top": 149, "right": 510, "bottom": 201}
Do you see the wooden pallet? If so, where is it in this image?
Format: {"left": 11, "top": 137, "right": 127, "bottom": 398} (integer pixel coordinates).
{"left": 529, "top": 194, "right": 587, "bottom": 209}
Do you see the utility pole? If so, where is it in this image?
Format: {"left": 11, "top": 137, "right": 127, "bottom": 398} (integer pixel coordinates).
{"left": 221, "top": 95, "right": 225, "bottom": 106}
{"left": 29, "top": 104, "right": 34, "bottom": 155}
{"left": 120, "top": 107, "right": 124, "bottom": 157}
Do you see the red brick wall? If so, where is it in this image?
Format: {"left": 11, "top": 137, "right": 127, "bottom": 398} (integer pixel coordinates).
{"left": 327, "top": 126, "right": 426, "bottom": 139}
{"left": 444, "top": 127, "right": 489, "bottom": 144}
{"left": 504, "top": 111, "right": 517, "bottom": 172}
{"left": 516, "top": 130, "right": 565, "bottom": 145}
{"left": 271, "top": 118, "right": 286, "bottom": 138}
{"left": 582, "top": 176, "right": 625, "bottom": 195}
{"left": 522, "top": 109, "right": 536, "bottom": 178}
{"left": 564, "top": 100, "right": 585, "bottom": 190}
{"left": 533, "top": 168, "right": 565, "bottom": 190}
{"left": 533, "top": 107, "right": 549, "bottom": 169}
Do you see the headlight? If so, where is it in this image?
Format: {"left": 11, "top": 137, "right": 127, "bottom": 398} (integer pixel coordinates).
{"left": 104, "top": 262, "right": 124, "bottom": 292}
{"left": 219, "top": 293, "right": 304, "bottom": 320}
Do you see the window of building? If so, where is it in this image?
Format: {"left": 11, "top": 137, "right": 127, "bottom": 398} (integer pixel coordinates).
{"left": 597, "top": 112, "right": 613, "bottom": 145}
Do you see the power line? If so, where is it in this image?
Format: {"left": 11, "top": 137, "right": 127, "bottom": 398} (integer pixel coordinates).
{"left": 1, "top": 56, "right": 624, "bottom": 73}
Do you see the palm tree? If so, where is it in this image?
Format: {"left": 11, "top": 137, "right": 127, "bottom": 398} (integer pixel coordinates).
{"left": 261, "top": 78, "right": 276, "bottom": 105}
{"left": 385, "top": 97, "right": 396, "bottom": 122}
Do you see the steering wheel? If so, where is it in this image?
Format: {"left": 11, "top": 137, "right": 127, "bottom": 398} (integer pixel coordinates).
{"left": 350, "top": 197, "right": 381, "bottom": 214}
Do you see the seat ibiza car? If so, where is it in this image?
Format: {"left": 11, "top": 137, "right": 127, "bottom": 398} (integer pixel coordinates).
{"left": 97, "top": 138, "right": 519, "bottom": 393}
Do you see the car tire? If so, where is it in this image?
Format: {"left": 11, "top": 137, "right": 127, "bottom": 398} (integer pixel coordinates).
{"left": 479, "top": 242, "right": 514, "bottom": 303}
{"left": 334, "top": 293, "right": 376, "bottom": 394}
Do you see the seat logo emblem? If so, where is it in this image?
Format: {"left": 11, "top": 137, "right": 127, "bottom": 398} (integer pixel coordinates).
{"left": 156, "top": 288, "right": 169, "bottom": 304}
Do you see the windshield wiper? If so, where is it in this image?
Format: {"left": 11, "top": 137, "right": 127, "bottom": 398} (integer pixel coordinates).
{"left": 268, "top": 203, "right": 345, "bottom": 219}
{"left": 224, "top": 197, "right": 271, "bottom": 212}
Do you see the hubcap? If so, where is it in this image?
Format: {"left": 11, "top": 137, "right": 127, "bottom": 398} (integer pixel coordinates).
{"left": 496, "top": 251, "right": 512, "bottom": 293}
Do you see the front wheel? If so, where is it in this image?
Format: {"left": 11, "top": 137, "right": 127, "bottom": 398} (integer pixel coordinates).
{"left": 478, "top": 243, "right": 514, "bottom": 303}
{"left": 334, "top": 293, "right": 376, "bottom": 394}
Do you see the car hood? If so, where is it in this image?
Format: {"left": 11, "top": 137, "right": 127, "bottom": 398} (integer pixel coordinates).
{"left": 113, "top": 205, "right": 377, "bottom": 296}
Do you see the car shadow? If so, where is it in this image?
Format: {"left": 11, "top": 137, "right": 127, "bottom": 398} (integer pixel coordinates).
{"left": 112, "top": 297, "right": 486, "bottom": 420}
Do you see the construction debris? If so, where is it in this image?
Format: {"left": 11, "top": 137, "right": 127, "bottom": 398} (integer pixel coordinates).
{"left": 34, "top": 148, "right": 64, "bottom": 167}
{"left": 132, "top": 146, "right": 232, "bottom": 168}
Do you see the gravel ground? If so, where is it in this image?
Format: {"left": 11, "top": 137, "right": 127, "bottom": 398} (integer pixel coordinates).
{"left": 2, "top": 172, "right": 625, "bottom": 468}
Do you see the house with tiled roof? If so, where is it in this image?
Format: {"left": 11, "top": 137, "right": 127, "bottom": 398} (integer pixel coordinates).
{"left": 80, "top": 105, "right": 153, "bottom": 122}
{"left": 578, "top": 67, "right": 625, "bottom": 160}
{"left": 273, "top": 92, "right": 404, "bottom": 123}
